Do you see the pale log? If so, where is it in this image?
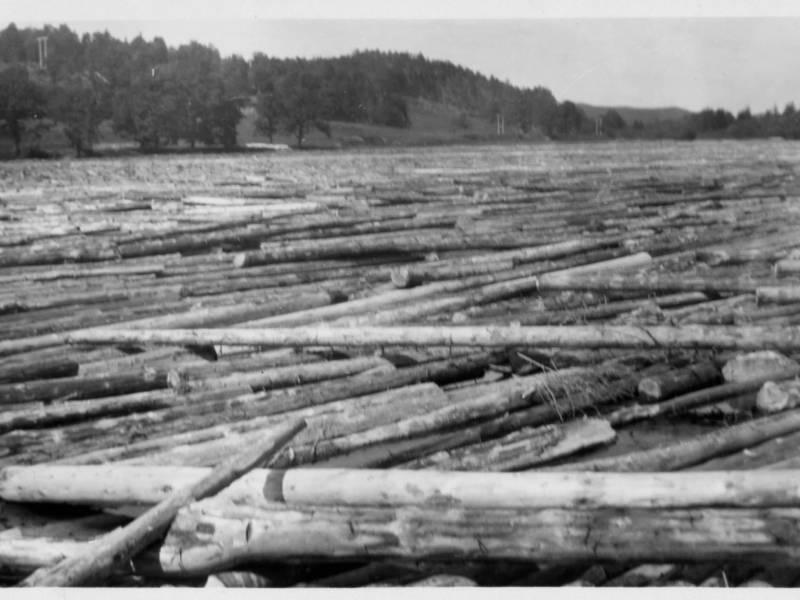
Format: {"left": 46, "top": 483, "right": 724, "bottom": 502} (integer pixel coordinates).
{"left": 66, "top": 323, "right": 800, "bottom": 352}
{"left": 10, "top": 467, "right": 800, "bottom": 510}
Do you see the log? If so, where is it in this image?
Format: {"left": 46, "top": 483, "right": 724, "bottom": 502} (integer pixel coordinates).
{"left": 560, "top": 407, "right": 800, "bottom": 471}
{"left": 167, "top": 355, "right": 389, "bottom": 393}
{"left": 0, "top": 357, "right": 78, "bottom": 384}
{"left": 0, "top": 369, "right": 168, "bottom": 405}
{"left": 0, "top": 386, "right": 250, "bottom": 436}
{"left": 11, "top": 467, "right": 800, "bottom": 510}
{"left": 111, "top": 382, "right": 449, "bottom": 467}
{"left": 756, "top": 380, "right": 800, "bottom": 414}
{"left": 637, "top": 361, "right": 721, "bottom": 401}
{"left": 537, "top": 271, "right": 776, "bottom": 295}
{"left": 407, "top": 418, "right": 616, "bottom": 471}
{"left": 269, "top": 366, "right": 608, "bottom": 467}
{"left": 234, "top": 230, "right": 569, "bottom": 267}
{"left": 692, "top": 430, "right": 800, "bottom": 471}
{"left": 17, "top": 419, "right": 305, "bottom": 587}
{"left": 66, "top": 323, "right": 800, "bottom": 352}
{"left": 774, "top": 259, "right": 800, "bottom": 276}
{"left": 155, "top": 501, "right": 800, "bottom": 570}
{"left": 608, "top": 366, "right": 800, "bottom": 426}
{"left": 757, "top": 286, "right": 800, "bottom": 304}
{"left": 38, "top": 353, "right": 495, "bottom": 466}
{"left": 372, "top": 367, "right": 641, "bottom": 468}
{"left": 522, "top": 292, "right": 707, "bottom": 325}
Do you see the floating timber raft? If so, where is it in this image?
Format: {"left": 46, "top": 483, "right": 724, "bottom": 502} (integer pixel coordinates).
{"left": 3, "top": 141, "right": 800, "bottom": 588}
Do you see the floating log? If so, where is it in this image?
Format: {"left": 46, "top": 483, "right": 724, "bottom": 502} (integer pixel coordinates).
{"left": 152, "top": 501, "right": 800, "bottom": 570}
{"left": 66, "top": 324, "right": 800, "bottom": 352}
{"left": 757, "top": 286, "right": 800, "bottom": 304}
{"left": 609, "top": 365, "right": 800, "bottom": 426}
{"left": 757, "top": 380, "right": 800, "bottom": 414}
{"left": 562, "top": 407, "right": 800, "bottom": 471}
{"left": 167, "top": 355, "right": 389, "bottom": 393}
{"left": 269, "top": 366, "right": 609, "bottom": 467}
{"left": 522, "top": 292, "right": 707, "bottom": 325}
{"left": 0, "top": 369, "right": 168, "bottom": 405}
{"left": 13, "top": 468, "right": 800, "bottom": 510}
{"left": 0, "top": 357, "right": 78, "bottom": 384}
{"left": 637, "top": 361, "right": 722, "bottom": 401}
{"left": 774, "top": 259, "right": 800, "bottom": 276}
{"left": 17, "top": 419, "right": 305, "bottom": 587}
{"left": 407, "top": 418, "right": 616, "bottom": 471}
{"left": 234, "top": 230, "right": 553, "bottom": 267}
{"left": 537, "top": 271, "right": 776, "bottom": 295}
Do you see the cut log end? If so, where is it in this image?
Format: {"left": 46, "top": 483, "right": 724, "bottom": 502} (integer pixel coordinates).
{"left": 232, "top": 253, "right": 249, "bottom": 269}
{"left": 389, "top": 267, "right": 416, "bottom": 289}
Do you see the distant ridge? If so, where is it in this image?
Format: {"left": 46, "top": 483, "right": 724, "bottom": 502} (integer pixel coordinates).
{"left": 577, "top": 103, "right": 691, "bottom": 124}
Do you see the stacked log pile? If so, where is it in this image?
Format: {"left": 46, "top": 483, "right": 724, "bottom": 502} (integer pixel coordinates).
{"left": 2, "top": 141, "right": 800, "bottom": 587}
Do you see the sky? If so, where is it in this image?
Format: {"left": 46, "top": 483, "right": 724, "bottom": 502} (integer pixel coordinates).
{"left": 8, "top": 0, "right": 800, "bottom": 113}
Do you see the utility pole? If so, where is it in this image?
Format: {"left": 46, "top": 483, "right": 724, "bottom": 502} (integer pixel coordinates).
{"left": 37, "top": 36, "right": 48, "bottom": 70}
{"left": 496, "top": 113, "right": 505, "bottom": 135}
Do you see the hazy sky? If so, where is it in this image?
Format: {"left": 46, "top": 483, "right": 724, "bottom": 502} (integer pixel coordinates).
{"left": 10, "top": 1, "right": 800, "bottom": 113}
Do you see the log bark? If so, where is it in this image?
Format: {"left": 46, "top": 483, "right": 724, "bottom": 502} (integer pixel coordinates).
{"left": 17, "top": 419, "right": 305, "bottom": 587}
{"left": 152, "top": 501, "right": 800, "bottom": 571}
{"left": 66, "top": 323, "right": 800, "bottom": 352}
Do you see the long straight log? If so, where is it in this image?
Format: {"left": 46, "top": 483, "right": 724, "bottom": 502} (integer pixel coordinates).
{"left": 6, "top": 466, "right": 800, "bottom": 510}
{"left": 9, "top": 505, "right": 800, "bottom": 575}
{"left": 407, "top": 418, "right": 616, "bottom": 471}
{"left": 0, "top": 369, "right": 168, "bottom": 405}
{"left": 559, "top": 407, "right": 800, "bottom": 472}
{"left": 0, "top": 357, "right": 79, "bottom": 384}
{"left": 167, "top": 355, "right": 389, "bottom": 393}
{"left": 66, "top": 324, "right": 800, "bottom": 352}
{"left": 154, "top": 501, "right": 800, "bottom": 570}
{"left": 17, "top": 419, "right": 305, "bottom": 587}
{"left": 537, "top": 271, "right": 778, "bottom": 295}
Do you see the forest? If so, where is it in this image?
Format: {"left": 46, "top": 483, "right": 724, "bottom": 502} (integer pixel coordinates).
{"left": 1, "top": 23, "right": 799, "bottom": 157}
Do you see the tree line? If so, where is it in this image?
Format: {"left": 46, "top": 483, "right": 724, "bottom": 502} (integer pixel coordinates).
{"left": 2, "top": 23, "right": 800, "bottom": 157}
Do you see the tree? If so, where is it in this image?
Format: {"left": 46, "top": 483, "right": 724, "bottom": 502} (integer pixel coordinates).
{"left": 0, "top": 23, "right": 27, "bottom": 63}
{"left": 274, "top": 64, "right": 330, "bottom": 147}
{"left": 49, "top": 73, "right": 108, "bottom": 156}
{"left": 0, "top": 65, "right": 45, "bottom": 155}
{"left": 602, "top": 109, "right": 626, "bottom": 132}
{"left": 548, "top": 101, "right": 586, "bottom": 138}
